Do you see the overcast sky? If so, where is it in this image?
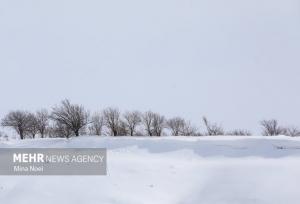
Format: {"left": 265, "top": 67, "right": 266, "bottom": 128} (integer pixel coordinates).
{"left": 0, "top": 0, "right": 300, "bottom": 134}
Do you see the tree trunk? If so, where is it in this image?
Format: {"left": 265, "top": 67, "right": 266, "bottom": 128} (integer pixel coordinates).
{"left": 20, "top": 130, "right": 24, "bottom": 140}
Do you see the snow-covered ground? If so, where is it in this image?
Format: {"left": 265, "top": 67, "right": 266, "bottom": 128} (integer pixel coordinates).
{"left": 1, "top": 136, "right": 300, "bottom": 204}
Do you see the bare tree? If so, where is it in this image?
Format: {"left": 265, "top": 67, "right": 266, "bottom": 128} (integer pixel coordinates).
{"left": 260, "top": 119, "right": 285, "bottom": 136}
{"left": 27, "top": 113, "right": 39, "bottom": 138}
{"left": 50, "top": 99, "right": 89, "bottom": 137}
{"left": 284, "top": 127, "right": 300, "bottom": 137}
{"left": 167, "top": 117, "right": 185, "bottom": 136}
{"left": 117, "top": 120, "right": 129, "bottom": 136}
{"left": 142, "top": 111, "right": 165, "bottom": 136}
{"left": 152, "top": 113, "right": 165, "bottom": 136}
{"left": 1, "top": 111, "right": 31, "bottom": 139}
{"left": 202, "top": 116, "right": 224, "bottom": 136}
{"left": 227, "top": 129, "right": 252, "bottom": 136}
{"left": 181, "top": 121, "right": 198, "bottom": 136}
{"left": 89, "top": 112, "right": 104, "bottom": 136}
{"left": 103, "top": 107, "right": 120, "bottom": 136}
{"left": 35, "top": 109, "right": 49, "bottom": 138}
{"left": 124, "top": 111, "right": 142, "bottom": 136}
{"left": 167, "top": 117, "right": 198, "bottom": 136}
{"left": 142, "top": 111, "right": 155, "bottom": 136}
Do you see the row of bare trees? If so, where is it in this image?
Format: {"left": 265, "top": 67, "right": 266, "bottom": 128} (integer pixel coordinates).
{"left": 260, "top": 119, "right": 300, "bottom": 136}
{"left": 1, "top": 110, "right": 49, "bottom": 139}
{"left": 1, "top": 99, "right": 300, "bottom": 139}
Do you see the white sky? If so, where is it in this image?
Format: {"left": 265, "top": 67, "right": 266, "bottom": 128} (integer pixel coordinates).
{"left": 1, "top": 0, "right": 300, "bottom": 134}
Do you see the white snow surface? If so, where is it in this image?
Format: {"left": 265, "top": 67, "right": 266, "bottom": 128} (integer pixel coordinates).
{"left": 1, "top": 136, "right": 300, "bottom": 204}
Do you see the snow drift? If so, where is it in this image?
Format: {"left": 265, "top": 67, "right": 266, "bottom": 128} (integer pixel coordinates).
{"left": 1, "top": 136, "right": 300, "bottom": 204}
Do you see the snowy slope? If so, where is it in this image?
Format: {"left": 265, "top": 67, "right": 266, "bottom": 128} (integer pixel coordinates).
{"left": 1, "top": 136, "right": 300, "bottom": 204}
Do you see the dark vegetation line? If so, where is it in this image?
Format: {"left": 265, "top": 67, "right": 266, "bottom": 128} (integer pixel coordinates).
{"left": 0, "top": 99, "right": 299, "bottom": 140}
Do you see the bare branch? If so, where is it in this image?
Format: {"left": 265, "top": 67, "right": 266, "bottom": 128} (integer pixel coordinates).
{"left": 142, "top": 111, "right": 165, "bottom": 136}
{"left": 284, "top": 127, "right": 300, "bottom": 137}
{"left": 103, "top": 107, "right": 120, "bottom": 136}
{"left": 124, "top": 111, "right": 142, "bottom": 136}
{"left": 89, "top": 112, "right": 104, "bottom": 136}
{"left": 202, "top": 116, "right": 224, "bottom": 136}
{"left": 167, "top": 117, "right": 185, "bottom": 136}
{"left": 260, "top": 119, "right": 285, "bottom": 136}
{"left": 50, "top": 99, "right": 89, "bottom": 137}
{"left": 35, "top": 109, "right": 49, "bottom": 138}
{"left": 1, "top": 111, "right": 31, "bottom": 139}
